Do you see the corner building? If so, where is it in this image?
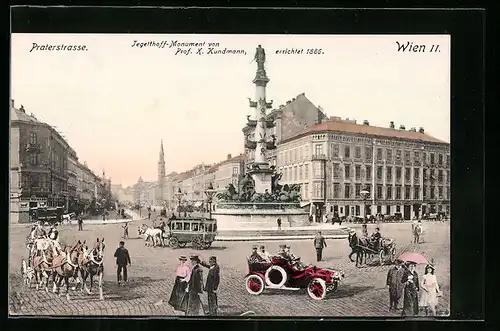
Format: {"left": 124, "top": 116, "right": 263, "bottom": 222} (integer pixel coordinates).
{"left": 276, "top": 118, "right": 450, "bottom": 221}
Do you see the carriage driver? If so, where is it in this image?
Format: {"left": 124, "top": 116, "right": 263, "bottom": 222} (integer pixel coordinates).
{"left": 48, "top": 223, "right": 60, "bottom": 242}
{"left": 370, "top": 227, "right": 382, "bottom": 251}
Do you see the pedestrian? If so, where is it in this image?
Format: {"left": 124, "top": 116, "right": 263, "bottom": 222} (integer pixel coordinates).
{"left": 122, "top": 222, "right": 129, "bottom": 239}
{"left": 78, "top": 214, "right": 83, "bottom": 231}
{"left": 362, "top": 219, "right": 368, "bottom": 237}
{"left": 401, "top": 262, "right": 420, "bottom": 316}
{"left": 114, "top": 241, "right": 131, "bottom": 285}
{"left": 313, "top": 231, "right": 327, "bottom": 262}
{"left": 309, "top": 215, "right": 313, "bottom": 223}
{"left": 148, "top": 211, "right": 151, "bottom": 220}
{"left": 179, "top": 254, "right": 204, "bottom": 316}
{"left": 200, "top": 256, "right": 220, "bottom": 316}
{"left": 419, "top": 264, "right": 441, "bottom": 316}
{"left": 386, "top": 260, "right": 404, "bottom": 311}
{"left": 168, "top": 255, "right": 190, "bottom": 311}
{"left": 276, "top": 218, "right": 282, "bottom": 230}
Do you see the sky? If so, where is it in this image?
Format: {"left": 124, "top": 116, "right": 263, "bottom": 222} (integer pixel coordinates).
{"left": 11, "top": 34, "right": 450, "bottom": 187}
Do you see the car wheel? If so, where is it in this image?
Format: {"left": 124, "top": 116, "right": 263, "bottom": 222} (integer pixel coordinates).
{"left": 307, "top": 278, "right": 327, "bottom": 300}
{"left": 264, "top": 265, "right": 288, "bottom": 288}
{"left": 168, "top": 237, "right": 179, "bottom": 249}
{"left": 245, "top": 275, "right": 265, "bottom": 295}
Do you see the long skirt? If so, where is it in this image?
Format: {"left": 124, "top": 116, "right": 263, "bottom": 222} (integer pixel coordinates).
{"left": 168, "top": 276, "right": 187, "bottom": 310}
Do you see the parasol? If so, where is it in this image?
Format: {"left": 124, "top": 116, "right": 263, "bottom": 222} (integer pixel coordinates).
{"left": 397, "top": 252, "right": 429, "bottom": 265}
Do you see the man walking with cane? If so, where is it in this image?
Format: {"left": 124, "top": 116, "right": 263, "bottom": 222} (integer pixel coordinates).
{"left": 314, "top": 231, "right": 327, "bottom": 262}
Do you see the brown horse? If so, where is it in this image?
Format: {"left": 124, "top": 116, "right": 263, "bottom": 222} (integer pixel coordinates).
{"left": 51, "top": 241, "right": 81, "bottom": 300}
{"left": 77, "top": 238, "right": 105, "bottom": 300}
{"left": 32, "top": 247, "right": 55, "bottom": 292}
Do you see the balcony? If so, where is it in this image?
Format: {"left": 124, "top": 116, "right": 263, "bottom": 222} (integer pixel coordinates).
{"left": 25, "top": 143, "right": 42, "bottom": 153}
{"left": 312, "top": 154, "right": 327, "bottom": 161}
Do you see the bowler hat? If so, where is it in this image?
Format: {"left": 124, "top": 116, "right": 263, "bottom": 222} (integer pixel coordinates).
{"left": 179, "top": 255, "right": 187, "bottom": 261}
{"left": 119, "top": 241, "right": 125, "bottom": 245}
{"left": 209, "top": 256, "right": 217, "bottom": 261}
{"left": 189, "top": 254, "right": 200, "bottom": 263}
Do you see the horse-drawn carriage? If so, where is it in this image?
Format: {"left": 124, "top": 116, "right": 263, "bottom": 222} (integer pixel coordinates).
{"left": 348, "top": 232, "right": 396, "bottom": 267}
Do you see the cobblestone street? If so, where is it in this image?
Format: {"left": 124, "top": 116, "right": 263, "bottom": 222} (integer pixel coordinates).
{"left": 9, "top": 221, "right": 450, "bottom": 316}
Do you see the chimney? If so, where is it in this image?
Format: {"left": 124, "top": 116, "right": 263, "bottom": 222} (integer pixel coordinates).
{"left": 11, "top": 99, "right": 14, "bottom": 108}
{"left": 419, "top": 127, "right": 425, "bottom": 133}
{"left": 20, "top": 105, "right": 26, "bottom": 113}
{"left": 227, "top": 154, "right": 232, "bottom": 160}
{"left": 399, "top": 125, "right": 406, "bottom": 130}
{"left": 389, "top": 121, "right": 395, "bottom": 129}
{"left": 363, "top": 120, "right": 369, "bottom": 125}
{"left": 286, "top": 100, "right": 291, "bottom": 104}
{"left": 410, "top": 127, "right": 417, "bottom": 132}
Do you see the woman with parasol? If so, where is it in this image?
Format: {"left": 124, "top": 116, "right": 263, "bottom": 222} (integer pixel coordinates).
{"left": 397, "top": 252, "right": 429, "bottom": 317}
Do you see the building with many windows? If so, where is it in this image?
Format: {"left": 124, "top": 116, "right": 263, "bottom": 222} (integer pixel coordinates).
{"left": 276, "top": 117, "right": 450, "bottom": 221}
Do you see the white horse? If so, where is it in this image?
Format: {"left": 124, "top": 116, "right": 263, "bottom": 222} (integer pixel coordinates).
{"left": 138, "top": 225, "right": 163, "bottom": 247}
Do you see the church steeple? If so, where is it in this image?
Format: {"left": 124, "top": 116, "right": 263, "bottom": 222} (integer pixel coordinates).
{"left": 159, "top": 139, "right": 164, "bottom": 160}
{"left": 157, "top": 139, "right": 166, "bottom": 205}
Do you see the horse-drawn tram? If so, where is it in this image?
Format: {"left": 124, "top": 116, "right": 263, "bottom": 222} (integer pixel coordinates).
{"left": 31, "top": 206, "right": 64, "bottom": 224}
{"left": 166, "top": 217, "right": 218, "bottom": 250}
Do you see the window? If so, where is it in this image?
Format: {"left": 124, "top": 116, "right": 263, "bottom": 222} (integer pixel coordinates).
{"left": 438, "top": 187, "right": 443, "bottom": 199}
{"left": 365, "top": 165, "right": 372, "bottom": 181}
{"left": 233, "top": 167, "right": 238, "bottom": 175}
{"left": 304, "top": 164, "right": 309, "bottom": 178}
{"left": 405, "top": 168, "right": 411, "bottom": 181}
{"left": 183, "top": 223, "right": 191, "bottom": 231}
{"left": 414, "top": 151, "right": 420, "bottom": 164}
{"left": 333, "top": 183, "right": 340, "bottom": 198}
{"left": 344, "top": 184, "right": 351, "bottom": 198}
{"left": 192, "top": 223, "right": 199, "bottom": 231}
{"left": 395, "top": 186, "right": 402, "bottom": 199}
{"left": 396, "top": 149, "right": 402, "bottom": 161}
{"left": 386, "top": 205, "right": 391, "bottom": 214}
{"left": 405, "top": 187, "right": 411, "bottom": 199}
{"left": 355, "top": 184, "right": 361, "bottom": 198}
{"left": 414, "top": 168, "right": 420, "bottom": 179}
{"left": 438, "top": 154, "right": 443, "bottom": 166}
{"left": 355, "top": 165, "right": 361, "bottom": 180}
{"left": 438, "top": 170, "right": 443, "bottom": 182}
{"left": 332, "top": 144, "right": 339, "bottom": 157}
{"left": 314, "top": 182, "right": 323, "bottom": 198}
{"left": 355, "top": 205, "right": 360, "bottom": 216}
{"left": 313, "top": 163, "right": 323, "bottom": 177}
{"left": 386, "top": 166, "right": 393, "bottom": 182}
{"left": 365, "top": 146, "right": 372, "bottom": 160}
{"left": 29, "top": 132, "right": 38, "bottom": 144}
{"left": 377, "top": 166, "right": 383, "bottom": 180}
{"left": 355, "top": 146, "right": 361, "bottom": 158}
{"left": 175, "top": 222, "right": 182, "bottom": 230}
{"left": 299, "top": 165, "right": 303, "bottom": 180}
{"left": 386, "top": 149, "right": 393, "bottom": 162}
{"left": 294, "top": 166, "right": 298, "bottom": 181}
{"left": 29, "top": 153, "right": 39, "bottom": 165}
{"left": 396, "top": 167, "right": 402, "bottom": 180}
{"left": 396, "top": 206, "right": 401, "bottom": 212}
{"left": 422, "top": 152, "right": 427, "bottom": 164}
{"left": 376, "top": 185, "right": 383, "bottom": 199}
{"left": 344, "top": 164, "right": 351, "bottom": 179}
{"left": 446, "top": 170, "right": 450, "bottom": 183}
{"left": 404, "top": 151, "right": 411, "bottom": 162}
{"left": 386, "top": 185, "right": 393, "bottom": 199}
{"left": 446, "top": 186, "right": 450, "bottom": 199}
{"left": 446, "top": 154, "right": 450, "bottom": 166}
{"left": 423, "top": 185, "right": 427, "bottom": 198}
{"left": 315, "top": 144, "right": 323, "bottom": 156}
{"left": 430, "top": 186, "right": 435, "bottom": 199}
{"left": 344, "top": 146, "right": 350, "bottom": 158}
{"left": 333, "top": 163, "right": 340, "bottom": 179}
{"left": 377, "top": 148, "right": 383, "bottom": 161}
{"left": 414, "top": 186, "right": 420, "bottom": 200}
{"left": 430, "top": 153, "right": 435, "bottom": 164}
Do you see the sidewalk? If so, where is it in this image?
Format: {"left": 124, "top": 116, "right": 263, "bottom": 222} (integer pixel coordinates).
{"left": 215, "top": 234, "right": 348, "bottom": 241}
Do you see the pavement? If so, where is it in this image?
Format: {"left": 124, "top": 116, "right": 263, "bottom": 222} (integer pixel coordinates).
{"left": 9, "top": 220, "right": 450, "bottom": 316}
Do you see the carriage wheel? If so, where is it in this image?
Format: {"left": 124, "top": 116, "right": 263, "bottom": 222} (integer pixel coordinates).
{"left": 307, "top": 278, "right": 327, "bottom": 300}
{"left": 192, "top": 237, "right": 204, "bottom": 250}
{"left": 245, "top": 275, "right": 265, "bottom": 295}
{"left": 379, "top": 249, "right": 386, "bottom": 265}
{"left": 178, "top": 242, "right": 187, "bottom": 248}
{"left": 168, "top": 237, "right": 179, "bottom": 249}
{"left": 203, "top": 242, "right": 212, "bottom": 249}
{"left": 390, "top": 246, "right": 396, "bottom": 262}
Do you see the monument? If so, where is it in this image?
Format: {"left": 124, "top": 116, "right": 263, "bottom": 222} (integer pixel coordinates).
{"left": 212, "top": 45, "right": 309, "bottom": 230}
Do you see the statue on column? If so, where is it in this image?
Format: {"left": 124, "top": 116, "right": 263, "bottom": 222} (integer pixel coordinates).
{"left": 253, "top": 45, "right": 266, "bottom": 72}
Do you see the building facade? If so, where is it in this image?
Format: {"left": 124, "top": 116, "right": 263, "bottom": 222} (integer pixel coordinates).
{"left": 276, "top": 118, "right": 450, "bottom": 221}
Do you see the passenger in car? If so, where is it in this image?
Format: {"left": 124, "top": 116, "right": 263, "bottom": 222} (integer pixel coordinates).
{"left": 249, "top": 245, "right": 265, "bottom": 263}
{"left": 258, "top": 245, "right": 271, "bottom": 262}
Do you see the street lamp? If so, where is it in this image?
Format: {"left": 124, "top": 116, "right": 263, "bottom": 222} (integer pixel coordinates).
{"left": 204, "top": 182, "right": 216, "bottom": 219}
{"left": 360, "top": 189, "right": 370, "bottom": 236}
{"left": 175, "top": 188, "right": 184, "bottom": 218}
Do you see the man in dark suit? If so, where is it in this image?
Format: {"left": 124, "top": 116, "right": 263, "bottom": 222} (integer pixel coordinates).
{"left": 201, "top": 256, "right": 220, "bottom": 316}
{"left": 114, "top": 241, "right": 131, "bottom": 285}
{"left": 313, "top": 231, "right": 327, "bottom": 262}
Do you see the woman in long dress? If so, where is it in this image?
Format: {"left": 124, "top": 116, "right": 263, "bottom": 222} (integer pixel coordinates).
{"left": 401, "top": 262, "right": 420, "bottom": 316}
{"left": 179, "top": 254, "right": 204, "bottom": 316}
{"left": 168, "top": 256, "right": 191, "bottom": 310}
{"left": 419, "top": 264, "right": 441, "bottom": 316}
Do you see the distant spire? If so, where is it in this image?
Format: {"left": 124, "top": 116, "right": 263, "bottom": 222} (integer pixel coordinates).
{"left": 159, "top": 139, "right": 164, "bottom": 161}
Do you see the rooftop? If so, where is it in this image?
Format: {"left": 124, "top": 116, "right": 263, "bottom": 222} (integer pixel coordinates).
{"left": 282, "top": 119, "right": 448, "bottom": 145}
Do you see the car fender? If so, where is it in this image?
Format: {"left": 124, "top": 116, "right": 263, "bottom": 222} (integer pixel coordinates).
{"left": 244, "top": 271, "right": 265, "bottom": 280}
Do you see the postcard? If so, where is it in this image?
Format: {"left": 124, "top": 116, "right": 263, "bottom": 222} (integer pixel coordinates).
{"left": 10, "top": 33, "right": 450, "bottom": 317}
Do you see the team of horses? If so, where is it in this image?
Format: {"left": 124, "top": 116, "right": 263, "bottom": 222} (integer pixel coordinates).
{"left": 138, "top": 221, "right": 168, "bottom": 247}
{"left": 23, "top": 226, "right": 106, "bottom": 301}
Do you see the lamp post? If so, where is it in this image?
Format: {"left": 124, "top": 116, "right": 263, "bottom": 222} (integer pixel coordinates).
{"left": 204, "top": 182, "right": 216, "bottom": 219}
{"left": 175, "top": 188, "right": 184, "bottom": 218}
{"left": 360, "top": 189, "right": 370, "bottom": 236}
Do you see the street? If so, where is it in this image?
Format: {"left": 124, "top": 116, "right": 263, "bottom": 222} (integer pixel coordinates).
{"left": 9, "top": 221, "right": 450, "bottom": 316}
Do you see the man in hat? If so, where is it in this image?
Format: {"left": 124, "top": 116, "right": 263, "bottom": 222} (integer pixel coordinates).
{"left": 386, "top": 260, "right": 404, "bottom": 311}
{"left": 114, "top": 241, "right": 131, "bottom": 285}
{"left": 314, "top": 231, "right": 327, "bottom": 262}
{"left": 282, "top": 245, "right": 296, "bottom": 262}
{"left": 200, "top": 256, "right": 220, "bottom": 316}
{"left": 77, "top": 213, "right": 83, "bottom": 231}
{"left": 48, "top": 223, "right": 60, "bottom": 242}
{"left": 276, "top": 244, "right": 287, "bottom": 258}
{"left": 258, "top": 245, "right": 271, "bottom": 262}
{"left": 179, "top": 254, "right": 204, "bottom": 316}
{"left": 370, "top": 227, "right": 382, "bottom": 251}
{"left": 249, "top": 245, "right": 265, "bottom": 263}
